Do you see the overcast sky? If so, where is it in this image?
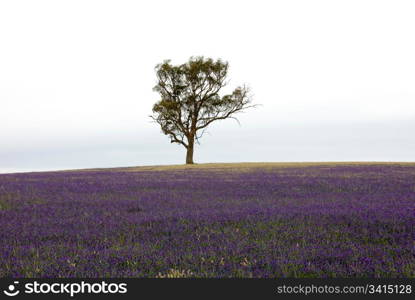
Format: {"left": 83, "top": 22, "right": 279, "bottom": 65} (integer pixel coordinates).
{"left": 1, "top": 0, "right": 414, "bottom": 173}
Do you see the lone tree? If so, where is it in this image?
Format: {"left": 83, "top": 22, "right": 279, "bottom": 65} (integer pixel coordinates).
{"left": 151, "top": 56, "right": 254, "bottom": 164}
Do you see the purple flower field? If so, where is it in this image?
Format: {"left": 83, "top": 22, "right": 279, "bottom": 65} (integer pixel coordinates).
{"left": 0, "top": 164, "right": 414, "bottom": 278}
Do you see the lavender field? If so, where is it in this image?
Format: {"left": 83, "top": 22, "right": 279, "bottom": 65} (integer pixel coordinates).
{"left": 0, "top": 163, "right": 414, "bottom": 278}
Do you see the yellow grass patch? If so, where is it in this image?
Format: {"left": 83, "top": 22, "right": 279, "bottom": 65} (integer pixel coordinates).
{"left": 65, "top": 161, "right": 415, "bottom": 173}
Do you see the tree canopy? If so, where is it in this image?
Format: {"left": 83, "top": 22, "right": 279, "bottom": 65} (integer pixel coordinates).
{"left": 151, "top": 56, "right": 254, "bottom": 164}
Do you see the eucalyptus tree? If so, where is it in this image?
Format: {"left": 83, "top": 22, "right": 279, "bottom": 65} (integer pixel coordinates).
{"left": 151, "top": 57, "right": 254, "bottom": 164}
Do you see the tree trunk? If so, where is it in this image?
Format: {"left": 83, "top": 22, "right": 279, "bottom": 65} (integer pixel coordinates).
{"left": 186, "top": 137, "right": 194, "bottom": 164}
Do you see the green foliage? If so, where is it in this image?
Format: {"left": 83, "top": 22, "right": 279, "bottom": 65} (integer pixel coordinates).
{"left": 0, "top": 193, "right": 13, "bottom": 210}
{"left": 0, "top": 200, "right": 11, "bottom": 210}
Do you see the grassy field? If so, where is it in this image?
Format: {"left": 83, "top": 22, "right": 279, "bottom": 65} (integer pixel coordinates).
{"left": 0, "top": 163, "right": 414, "bottom": 277}
{"left": 62, "top": 161, "right": 415, "bottom": 173}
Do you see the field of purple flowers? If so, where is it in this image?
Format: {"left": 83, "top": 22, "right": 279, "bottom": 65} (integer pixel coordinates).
{"left": 0, "top": 164, "right": 414, "bottom": 278}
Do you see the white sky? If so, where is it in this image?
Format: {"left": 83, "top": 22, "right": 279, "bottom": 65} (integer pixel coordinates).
{"left": 1, "top": 0, "right": 414, "bottom": 173}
